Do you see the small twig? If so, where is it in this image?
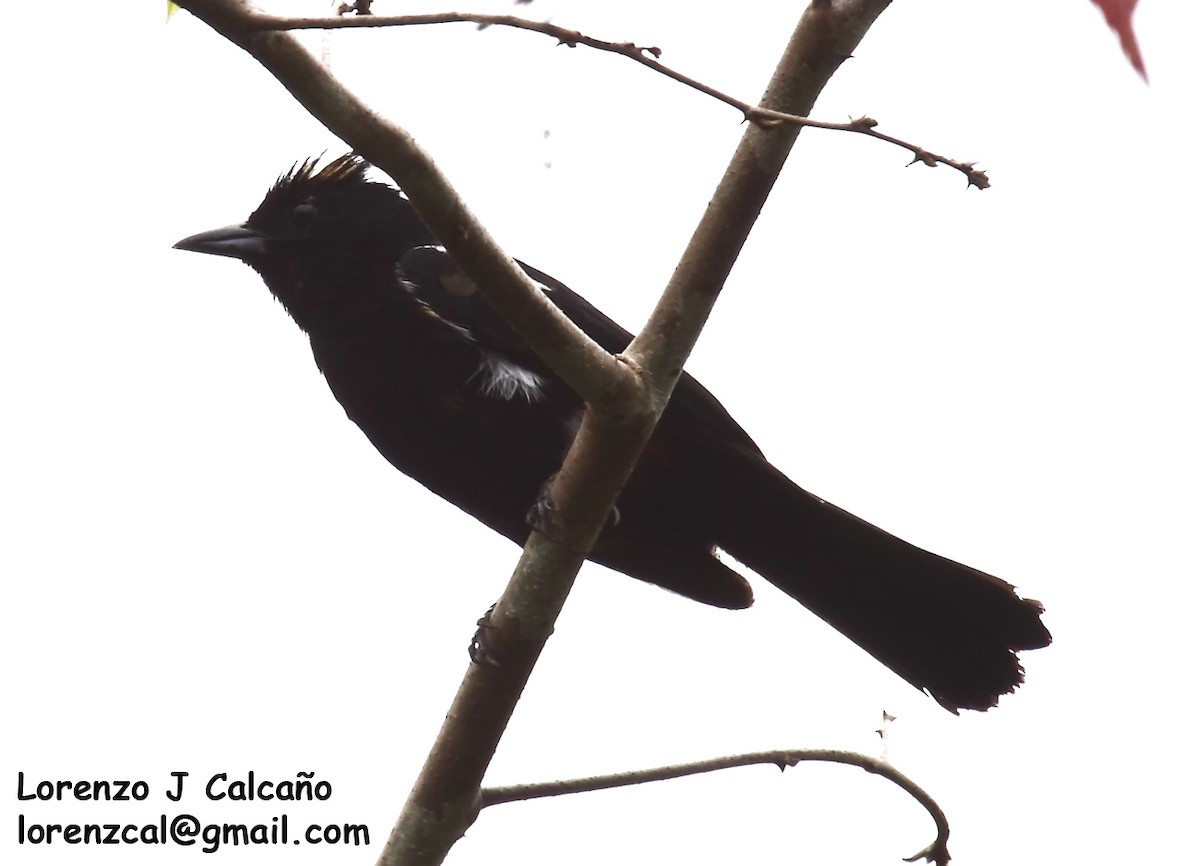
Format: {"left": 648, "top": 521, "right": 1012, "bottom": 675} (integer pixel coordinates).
{"left": 754, "top": 113, "right": 990, "bottom": 189}
{"left": 246, "top": 10, "right": 986, "bottom": 188}
{"left": 482, "top": 749, "right": 951, "bottom": 866}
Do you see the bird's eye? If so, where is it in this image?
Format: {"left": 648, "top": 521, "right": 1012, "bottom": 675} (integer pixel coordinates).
{"left": 289, "top": 202, "right": 318, "bottom": 234}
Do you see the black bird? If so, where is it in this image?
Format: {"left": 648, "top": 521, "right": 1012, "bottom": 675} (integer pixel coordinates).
{"left": 174, "top": 155, "right": 1050, "bottom": 712}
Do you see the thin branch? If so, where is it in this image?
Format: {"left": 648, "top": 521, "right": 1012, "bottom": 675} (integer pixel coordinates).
{"left": 173, "top": 3, "right": 633, "bottom": 412}
{"left": 482, "top": 749, "right": 951, "bottom": 866}
{"left": 250, "top": 11, "right": 669, "bottom": 58}
{"left": 625, "top": 0, "right": 888, "bottom": 392}
{"left": 247, "top": 9, "right": 986, "bottom": 187}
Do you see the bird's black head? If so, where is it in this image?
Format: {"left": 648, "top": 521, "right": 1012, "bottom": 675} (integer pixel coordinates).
{"left": 174, "top": 155, "right": 436, "bottom": 329}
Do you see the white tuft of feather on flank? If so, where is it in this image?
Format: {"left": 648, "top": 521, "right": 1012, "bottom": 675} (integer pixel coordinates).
{"left": 475, "top": 352, "right": 546, "bottom": 402}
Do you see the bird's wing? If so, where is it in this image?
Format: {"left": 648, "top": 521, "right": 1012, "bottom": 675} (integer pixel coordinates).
{"left": 397, "top": 245, "right": 762, "bottom": 454}
{"left": 397, "top": 245, "right": 633, "bottom": 361}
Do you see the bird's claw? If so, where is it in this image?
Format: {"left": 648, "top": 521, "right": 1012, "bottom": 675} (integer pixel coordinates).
{"left": 526, "top": 475, "right": 564, "bottom": 541}
{"left": 526, "top": 475, "right": 620, "bottom": 540}
{"left": 468, "top": 603, "right": 502, "bottom": 667}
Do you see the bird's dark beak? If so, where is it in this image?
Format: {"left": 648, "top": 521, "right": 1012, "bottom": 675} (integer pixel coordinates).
{"left": 173, "top": 224, "right": 269, "bottom": 261}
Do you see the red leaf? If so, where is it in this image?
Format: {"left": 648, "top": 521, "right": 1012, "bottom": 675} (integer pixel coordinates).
{"left": 1091, "top": 0, "right": 1147, "bottom": 79}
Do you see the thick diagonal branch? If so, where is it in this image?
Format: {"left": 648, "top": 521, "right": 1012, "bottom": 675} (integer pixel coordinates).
{"left": 379, "top": 5, "right": 895, "bottom": 866}
{"left": 175, "top": 0, "right": 632, "bottom": 410}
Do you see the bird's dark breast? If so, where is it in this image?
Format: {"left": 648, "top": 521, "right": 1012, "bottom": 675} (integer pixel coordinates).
{"left": 305, "top": 313, "right": 580, "bottom": 544}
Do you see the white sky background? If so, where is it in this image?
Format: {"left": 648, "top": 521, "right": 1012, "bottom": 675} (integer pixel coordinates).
{"left": 3, "top": 1, "right": 1197, "bottom": 864}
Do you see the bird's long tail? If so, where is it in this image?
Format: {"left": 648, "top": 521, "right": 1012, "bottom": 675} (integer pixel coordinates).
{"left": 715, "top": 450, "right": 1051, "bottom": 712}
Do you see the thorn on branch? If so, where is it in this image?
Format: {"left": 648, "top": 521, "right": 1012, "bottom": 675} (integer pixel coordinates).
{"left": 336, "top": 0, "right": 372, "bottom": 16}
{"left": 904, "top": 838, "right": 951, "bottom": 865}
{"left": 889, "top": 145, "right": 986, "bottom": 189}
{"left": 963, "top": 164, "right": 990, "bottom": 189}
{"left": 909, "top": 149, "right": 939, "bottom": 168}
